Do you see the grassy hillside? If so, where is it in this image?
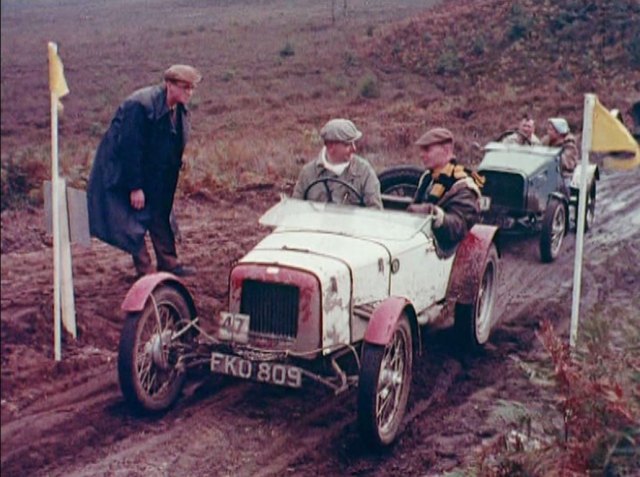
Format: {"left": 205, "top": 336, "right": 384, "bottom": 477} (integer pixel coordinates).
{"left": 1, "top": 0, "right": 639, "bottom": 209}
{"left": 365, "top": 0, "right": 640, "bottom": 156}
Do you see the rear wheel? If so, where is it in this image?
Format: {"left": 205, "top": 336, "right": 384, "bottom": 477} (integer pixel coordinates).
{"left": 357, "top": 313, "right": 413, "bottom": 447}
{"left": 540, "top": 198, "right": 566, "bottom": 263}
{"left": 454, "top": 244, "right": 498, "bottom": 352}
{"left": 118, "top": 285, "right": 196, "bottom": 412}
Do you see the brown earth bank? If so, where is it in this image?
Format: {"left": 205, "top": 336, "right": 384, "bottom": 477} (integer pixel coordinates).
{"left": 2, "top": 1, "right": 640, "bottom": 476}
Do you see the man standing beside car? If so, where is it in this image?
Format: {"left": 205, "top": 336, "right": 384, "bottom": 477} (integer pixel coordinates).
{"left": 87, "top": 64, "right": 201, "bottom": 278}
{"left": 407, "top": 127, "right": 483, "bottom": 256}
{"left": 292, "top": 118, "right": 382, "bottom": 209}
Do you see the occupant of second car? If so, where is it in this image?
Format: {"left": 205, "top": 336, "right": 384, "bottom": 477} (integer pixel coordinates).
{"left": 500, "top": 115, "right": 542, "bottom": 146}
{"left": 292, "top": 118, "right": 382, "bottom": 209}
{"left": 407, "top": 127, "right": 483, "bottom": 255}
{"left": 542, "top": 117, "right": 579, "bottom": 185}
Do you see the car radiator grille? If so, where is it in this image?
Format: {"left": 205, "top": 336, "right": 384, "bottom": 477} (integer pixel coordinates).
{"left": 482, "top": 171, "right": 525, "bottom": 209}
{"left": 240, "top": 280, "right": 299, "bottom": 339}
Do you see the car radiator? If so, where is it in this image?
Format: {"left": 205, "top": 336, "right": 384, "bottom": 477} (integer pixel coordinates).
{"left": 482, "top": 171, "right": 525, "bottom": 209}
{"left": 240, "top": 280, "right": 299, "bottom": 339}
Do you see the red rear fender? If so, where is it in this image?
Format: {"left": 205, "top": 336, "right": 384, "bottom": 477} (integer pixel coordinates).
{"left": 447, "top": 224, "right": 499, "bottom": 305}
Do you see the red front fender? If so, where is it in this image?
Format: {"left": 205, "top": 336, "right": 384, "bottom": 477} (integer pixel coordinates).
{"left": 121, "top": 272, "right": 196, "bottom": 316}
{"left": 447, "top": 224, "right": 499, "bottom": 305}
{"left": 364, "top": 296, "right": 417, "bottom": 347}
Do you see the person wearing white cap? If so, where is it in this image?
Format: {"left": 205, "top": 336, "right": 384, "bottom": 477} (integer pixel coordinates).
{"left": 542, "top": 117, "right": 579, "bottom": 181}
{"left": 292, "top": 118, "right": 382, "bottom": 208}
{"left": 87, "top": 64, "right": 202, "bottom": 278}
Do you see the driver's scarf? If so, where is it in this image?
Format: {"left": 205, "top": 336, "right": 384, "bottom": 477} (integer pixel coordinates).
{"left": 321, "top": 147, "right": 350, "bottom": 176}
{"left": 414, "top": 160, "right": 485, "bottom": 204}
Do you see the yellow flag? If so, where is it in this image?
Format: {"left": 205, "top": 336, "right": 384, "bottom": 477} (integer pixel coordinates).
{"left": 591, "top": 96, "right": 639, "bottom": 170}
{"left": 48, "top": 42, "right": 69, "bottom": 102}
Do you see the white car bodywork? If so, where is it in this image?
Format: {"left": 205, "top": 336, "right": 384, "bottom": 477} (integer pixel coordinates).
{"left": 239, "top": 198, "right": 454, "bottom": 352}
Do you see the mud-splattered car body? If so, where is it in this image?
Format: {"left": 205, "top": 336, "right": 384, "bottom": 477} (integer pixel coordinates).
{"left": 118, "top": 197, "right": 500, "bottom": 446}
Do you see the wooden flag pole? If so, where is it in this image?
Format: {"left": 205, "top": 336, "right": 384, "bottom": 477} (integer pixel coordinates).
{"left": 570, "top": 93, "right": 595, "bottom": 347}
{"left": 50, "top": 59, "right": 62, "bottom": 361}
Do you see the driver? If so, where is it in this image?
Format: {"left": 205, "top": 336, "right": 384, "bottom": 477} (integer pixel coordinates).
{"left": 292, "top": 118, "right": 382, "bottom": 209}
{"left": 500, "top": 115, "right": 542, "bottom": 146}
{"left": 408, "top": 127, "right": 483, "bottom": 255}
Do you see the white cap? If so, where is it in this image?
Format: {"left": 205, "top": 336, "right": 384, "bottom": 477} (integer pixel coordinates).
{"left": 320, "top": 119, "right": 363, "bottom": 143}
{"left": 548, "top": 117, "right": 569, "bottom": 135}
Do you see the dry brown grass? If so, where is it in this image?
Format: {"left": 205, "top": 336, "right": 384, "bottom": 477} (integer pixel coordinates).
{"left": 2, "top": 0, "right": 639, "bottom": 207}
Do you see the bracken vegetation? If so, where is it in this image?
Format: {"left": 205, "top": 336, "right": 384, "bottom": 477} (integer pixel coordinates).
{"left": 469, "top": 317, "right": 639, "bottom": 476}
{"left": 2, "top": 0, "right": 639, "bottom": 211}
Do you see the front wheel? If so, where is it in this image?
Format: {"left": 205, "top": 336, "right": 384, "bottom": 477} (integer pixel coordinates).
{"left": 118, "top": 285, "right": 196, "bottom": 412}
{"left": 454, "top": 244, "right": 498, "bottom": 352}
{"left": 357, "top": 313, "right": 413, "bottom": 447}
{"left": 540, "top": 198, "right": 567, "bottom": 263}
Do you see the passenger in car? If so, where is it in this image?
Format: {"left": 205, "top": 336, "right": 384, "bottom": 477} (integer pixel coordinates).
{"left": 407, "top": 127, "right": 483, "bottom": 255}
{"left": 499, "top": 115, "right": 541, "bottom": 145}
{"left": 292, "top": 118, "right": 382, "bottom": 208}
{"left": 542, "top": 117, "right": 579, "bottom": 185}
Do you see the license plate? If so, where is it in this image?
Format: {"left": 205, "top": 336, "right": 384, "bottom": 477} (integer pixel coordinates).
{"left": 210, "top": 352, "right": 302, "bottom": 388}
{"left": 217, "top": 312, "right": 250, "bottom": 343}
{"left": 479, "top": 195, "right": 491, "bottom": 211}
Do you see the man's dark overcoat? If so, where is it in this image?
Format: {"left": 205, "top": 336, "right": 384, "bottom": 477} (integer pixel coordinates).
{"left": 87, "top": 84, "right": 190, "bottom": 254}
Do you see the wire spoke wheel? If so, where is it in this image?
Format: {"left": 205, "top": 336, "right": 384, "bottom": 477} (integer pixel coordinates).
{"left": 118, "top": 285, "right": 195, "bottom": 412}
{"left": 358, "top": 313, "right": 413, "bottom": 447}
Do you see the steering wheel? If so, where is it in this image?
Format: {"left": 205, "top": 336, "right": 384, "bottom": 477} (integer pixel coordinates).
{"left": 302, "top": 177, "right": 365, "bottom": 207}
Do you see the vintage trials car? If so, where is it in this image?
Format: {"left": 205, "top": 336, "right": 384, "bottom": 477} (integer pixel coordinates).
{"left": 117, "top": 184, "right": 500, "bottom": 447}
{"left": 477, "top": 142, "right": 598, "bottom": 262}
{"left": 377, "top": 143, "right": 599, "bottom": 263}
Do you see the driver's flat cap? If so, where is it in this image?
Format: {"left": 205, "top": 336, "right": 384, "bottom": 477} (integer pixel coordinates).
{"left": 164, "top": 64, "right": 202, "bottom": 85}
{"left": 415, "top": 127, "right": 454, "bottom": 147}
{"left": 320, "top": 118, "right": 363, "bottom": 143}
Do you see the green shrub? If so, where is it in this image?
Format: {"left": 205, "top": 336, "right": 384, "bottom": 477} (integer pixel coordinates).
{"left": 221, "top": 69, "right": 235, "bottom": 82}
{"left": 506, "top": 3, "right": 534, "bottom": 42}
{"left": 279, "top": 41, "right": 295, "bottom": 58}
{"left": 471, "top": 35, "right": 486, "bottom": 56}
{"left": 358, "top": 74, "right": 380, "bottom": 99}
{"left": 436, "top": 50, "right": 462, "bottom": 75}
{"left": 626, "top": 31, "right": 640, "bottom": 67}
{"left": 1, "top": 154, "right": 46, "bottom": 211}
{"left": 344, "top": 51, "right": 358, "bottom": 67}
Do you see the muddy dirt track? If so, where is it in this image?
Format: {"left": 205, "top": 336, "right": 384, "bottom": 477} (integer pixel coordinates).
{"left": 1, "top": 167, "right": 639, "bottom": 477}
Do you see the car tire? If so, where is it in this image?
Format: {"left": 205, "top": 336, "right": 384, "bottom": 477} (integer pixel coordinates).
{"left": 357, "top": 312, "right": 413, "bottom": 447}
{"left": 540, "top": 198, "right": 567, "bottom": 263}
{"left": 378, "top": 165, "right": 423, "bottom": 197}
{"left": 118, "top": 285, "right": 196, "bottom": 412}
{"left": 584, "top": 183, "right": 596, "bottom": 232}
{"left": 454, "top": 244, "right": 498, "bottom": 352}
